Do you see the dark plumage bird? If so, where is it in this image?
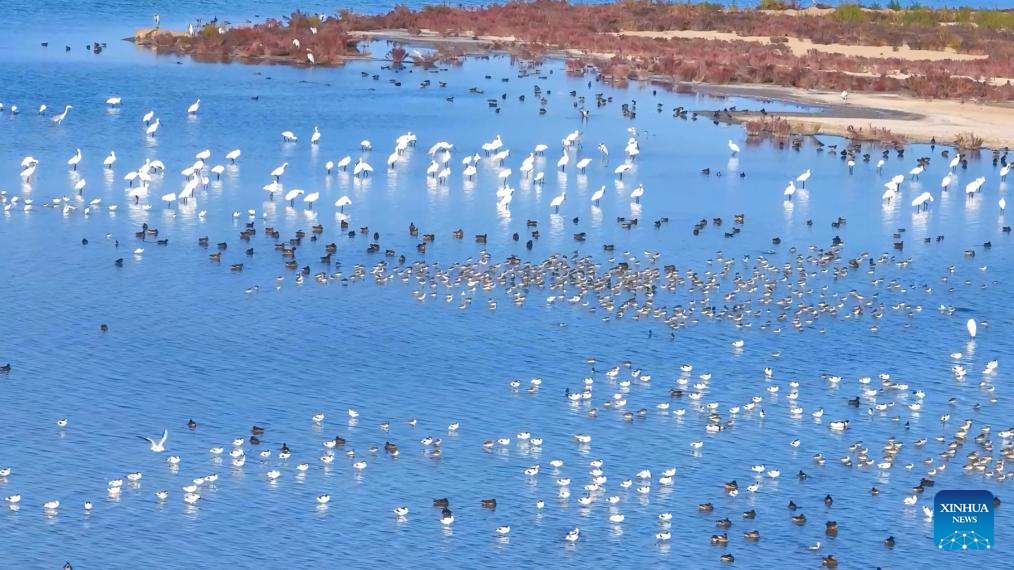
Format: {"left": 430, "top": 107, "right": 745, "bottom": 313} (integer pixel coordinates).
{"left": 187, "top": 419, "right": 197, "bottom": 429}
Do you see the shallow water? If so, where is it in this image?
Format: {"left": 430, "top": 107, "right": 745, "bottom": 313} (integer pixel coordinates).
{"left": 1, "top": 2, "right": 1013, "bottom": 569}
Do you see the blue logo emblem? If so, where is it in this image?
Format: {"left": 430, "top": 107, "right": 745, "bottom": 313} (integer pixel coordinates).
{"left": 935, "top": 490, "right": 994, "bottom": 550}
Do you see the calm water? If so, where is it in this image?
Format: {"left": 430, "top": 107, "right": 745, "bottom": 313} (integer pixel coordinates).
{"left": 1, "top": 2, "right": 1012, "bottom": 569}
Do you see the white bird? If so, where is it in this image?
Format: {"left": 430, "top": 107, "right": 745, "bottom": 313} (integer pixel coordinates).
{"left": 796, "top": 169, "right": 811, "bottom": 186}
{"left": 51, "top": 105, "right": 72, "bottom": 124}
{"left": 187, "top": 98, "right": 200, "bottom": 114}
{"left": 146, "top": 118, "right": 160, "bottom": 137}
{"left": 394, "top": 506, "right": 409, "bottom": 516}
{"left": 614, "top": 164, "right": 632, "bottom": 178}
{"left": 311, "top": 126, "right": 321, "bottom": 145}
{"left": 967, "top": 318, "right": 977, "bottom": 338}
{"left": 556, "top": 154, "right": 569, "bottom": 171}
{"left": 67, "top": 149, "right": 82, "bottom": 170}
{"left": 591, "top": 185, "right": 605, "bottom": 205}
{"left": 316, "top": 495, "right": 330, "bottom": 505}
{"left": 103, "top": 151, "right": 116, "bottom": 169}
{"left": 226, "top": 149, "right": 241, "bottom": 163}
{"left": 630, "top": 184, "right": 644, "bottom": 203}
{"left": 784, "top": 180, "right": 796, "bottom": 199}
{"left": 106, "top": 96, "right": 121, "bottom": 106}
{"left": 337, "top": 156, "right": 352, "bottom": 171}
{"left": 281, "top": 130, "right": 298, "bottom": 142}
{"left": 271, "top": 162, "right": 289, "bottom": 181}
{"left": 140, "top": 429, "right": 168, "bottom": 452}
{"left": 576, "top": 157, "right": 592, "bottom": 172}
{"left": 303, "top": 192, "right": 320, "bottom": 209}
{"left": 840, "top": 90, "right": 848, "bottom": 103}
{"left": 550, "top": 192, "right": 566, "bottom": 212}
{"left": 143, "top": 110, "right": 155, "bottom": 124}
{"left": 335, "top": 195, "right": 352, "bottom": 211}
{"left": 1000, "top": 197, "right": 1007, "bottom": 213}
{"left": 728, "top": 139, "right": 740, "bottom": 155}
{"left": 941, "top": 173, "right": 953, "bottom": 189}
{"left": 44, "top": 500, "right": 60, "bottom": 511}
{"left": 496, "top": 525, "right": 511, "bottom": 536}
{"left": 360, "top": 139, "right": 372, "bottom": 151}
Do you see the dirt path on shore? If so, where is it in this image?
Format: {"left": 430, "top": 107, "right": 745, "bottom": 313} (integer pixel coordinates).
{"left": 616, "top": 30, "right": 987, "bottom": 62}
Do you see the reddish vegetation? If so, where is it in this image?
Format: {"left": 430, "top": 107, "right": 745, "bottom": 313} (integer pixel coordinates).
{"left": 138, "top": 12, "right": 361, "bottom": 65}
{"left": 137, "top": 3, "right": 1014, "bottom": 100}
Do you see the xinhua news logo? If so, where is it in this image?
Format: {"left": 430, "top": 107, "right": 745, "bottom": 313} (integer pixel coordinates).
{"left": 934, "top": 490, "right": 994, "bottom": 551}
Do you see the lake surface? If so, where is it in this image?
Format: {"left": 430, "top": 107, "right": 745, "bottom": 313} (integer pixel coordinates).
{"left": 1, "top": 1, "right": 1012, "bottom": 569}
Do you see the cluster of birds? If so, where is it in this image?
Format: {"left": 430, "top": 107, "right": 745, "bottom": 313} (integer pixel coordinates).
{"left": 2, "top": 341, "right": 1005, "bottom": 567}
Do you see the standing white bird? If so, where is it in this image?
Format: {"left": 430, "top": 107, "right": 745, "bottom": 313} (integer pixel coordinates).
{"left": 67, "top": 149, "right": 82, "bottom": 170}
{"left": 591, "top": 185, "right": 605, "bottom": 205}
{"left": 187, "top": 98, "right": 200, "bottom": 114}
{"left": 841, "top": 90, "right": 848, "bottom": 103}
{"left": 271, "top": 162, "right": 289, "bottom": 181}
{"left": 143, "top": 110, "right": 155, "bottom": 124}
{"left": 630, "top": 184, "right": 644, "bottom": 203}
{"left": 967, "top": 319, "right": 977, "bottom": 338}
{"left": 146, "top": 118, "right": 160, "bottom": 137}
{"left": 103, "top": 152, "right": 117, "bottom": 169}
{"left": 106, "top": 97, "right": 122, "bottom": 107}
{"left": 140, "top": 429, "right": 168, "bottom": 452}
{"left": 51, "top": 105, "right": 72, "bottom": 125}
{"left": 728, "top": 139, "right": 740, "bottom": 155}
{"left": 796, "top": 169, "right": 811, "bottom": 187}
{"left": 303, "top": 192, "right": 320, "bottom": 209}
{"left": 311, "top": 126, "right": 321, "bottom": 145}
{"left": 557, "top": 154, "right": 569, "bottom": 172}
{"left": 784, "top": 181, "right": 796, "bottom": 199}
{"left": 550, "top": 191, "right": 566, "bottom": 212}
{"left": 226, "top": 149, "right": 241, "bottom": 163}
{"left": 354, "top": 159, "right": 373, "bottom": 177}
{"left": 941, "top": 173, "right": 953, "bottom": 190}
{"left": 1000, "top": 197, "right": 1007, "bottom": 213}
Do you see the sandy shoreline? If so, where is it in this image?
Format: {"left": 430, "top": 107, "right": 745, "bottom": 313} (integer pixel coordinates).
{"left": 616, "top": 30, "right": 988, "bottom": 62}
{"left": 700, "top": 84, "right": 1014, "bottom": 149}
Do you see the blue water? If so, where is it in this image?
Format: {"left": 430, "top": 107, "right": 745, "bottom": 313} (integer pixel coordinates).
{"left": 2, "top": 2, "right": 1013, "bottom": 569}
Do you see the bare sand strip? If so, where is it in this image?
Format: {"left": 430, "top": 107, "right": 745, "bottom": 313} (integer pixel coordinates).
{"left": 616, "top": 30, "right": 988, "bottom": 62}
{"left": 703, "top": 85, "right": 1014, "bottom": 148}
